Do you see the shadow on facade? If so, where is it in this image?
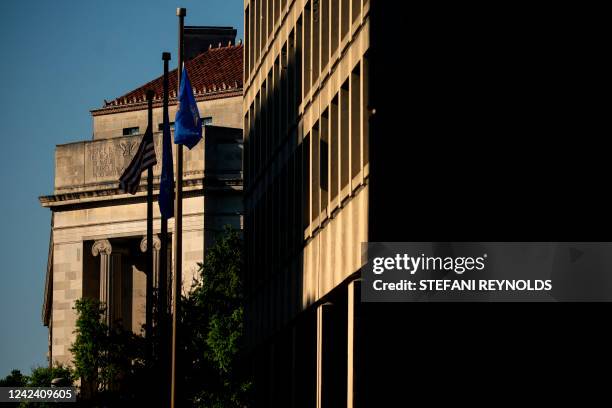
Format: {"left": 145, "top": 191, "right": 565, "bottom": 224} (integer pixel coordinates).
{"left": 83, "top": 238, "right": 147, "bottom": 334}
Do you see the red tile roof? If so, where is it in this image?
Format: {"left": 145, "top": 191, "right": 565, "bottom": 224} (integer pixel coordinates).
{"left": 92, "top": 43, "right": 243, "bottom": 115}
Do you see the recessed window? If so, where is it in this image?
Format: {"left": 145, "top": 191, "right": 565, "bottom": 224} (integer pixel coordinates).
{"left": 158, "top": 122, "right": 175, "bottom": 131}
{"left": 123, "top": 127, "right": 139, "bottom": 136}
{"left": 202, "top": 117, "right": 213, "bottom": 126}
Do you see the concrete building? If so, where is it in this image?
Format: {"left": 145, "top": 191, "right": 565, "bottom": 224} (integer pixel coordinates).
{"left": 243, "top": 1, "right": 369, "bottom": 406}
{"left": 39, "top": 30, "right": 244, "bottom": 367}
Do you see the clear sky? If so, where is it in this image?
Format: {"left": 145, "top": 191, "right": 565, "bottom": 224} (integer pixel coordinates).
{"left": 0, "top": 0, "right": 243, "bottom": 376}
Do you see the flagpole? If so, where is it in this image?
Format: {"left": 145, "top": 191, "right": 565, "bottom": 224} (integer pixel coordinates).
{"left": 160, "top": 50, "right": 171, "bottom": 408}
{"left": 145, "top": 89, "right": 154, "bottom": 369}
{"left": 171, "top": 7, "right": 186, "bottom": 408}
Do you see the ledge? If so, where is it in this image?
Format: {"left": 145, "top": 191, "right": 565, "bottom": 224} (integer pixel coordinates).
{"left": 40, "top": 177, "right": 243, "bottom": 210}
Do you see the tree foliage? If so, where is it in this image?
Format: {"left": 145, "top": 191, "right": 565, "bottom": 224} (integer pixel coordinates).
{"left": 4, "top": 226, "right": 251, "bottom": 407}
{"left": 0, "top": 365, "right": 73, "bottom": 407}
{"left": 0, "top": 369, "right": 28, "bottom": 387}
{"left": 70, "top": 298, "right": 106, "bottom": 388}
{"left": 27, "top": 365, "right": 73, "bottom": 387}
{"left": 180, "top": 226, "right": 251, "bottom": 407}
{"left": 70, "top": 297, "right": 146, "bottom": 404}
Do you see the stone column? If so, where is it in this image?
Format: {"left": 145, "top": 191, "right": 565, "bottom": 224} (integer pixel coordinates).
{"left": 92, "top": 239, "right": 112, "bottom": 326}
{"left": 140, "top": 235, "right": 161, "bottom": 288}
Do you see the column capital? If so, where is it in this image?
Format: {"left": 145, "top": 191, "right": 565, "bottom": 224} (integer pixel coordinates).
{"left": 92, "top": 239, "right": 112, "bottom": 257}
{"left": 140, "top": 235, "right": 161, "bottom": 252}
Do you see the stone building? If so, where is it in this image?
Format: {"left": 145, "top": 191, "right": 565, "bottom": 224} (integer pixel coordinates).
{"left": 243, "top": 1, "right": 369, "bottom": 406}
{"left": 39, "top": 29, "right": 244, "bottom": 366}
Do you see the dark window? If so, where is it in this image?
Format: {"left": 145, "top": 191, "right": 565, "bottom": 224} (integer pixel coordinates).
{"left": 330, "top": 94, "right": 339, "bottom": 200}
{"left": 340, "top": 79, "right": 349, "bottom": 189}
{"left": 352, "top": 0, "right": 361, "bottom": 23}
{"left": 158, "top": 122, "right": 175, "bottom": 131}
{"left": 313, "top": 0, "right": 320, "bottom": 82}
{"left": 312, "top": 121, "right": 320, "bottom": 221}
{"left": 351, "top": 63, "right": 361, "bottom": 178}
{"left": 331, "top": 0, "right": 339, "bottom": 55}
{"left": 262, "top": 0, "right": 268, "bottom": 46}
{"left": 202, "top": 117, "right": 213, "bottom": 126}
{"left": 321, "top": 108, "right": 329, "bottom": 210}
{"left": 322, "top": 0, "right": 329, "bottom": 69}
{"left": 123, "top": 127, "right": 139, "bottom": 136}
{"left": 304, "top": 2, "right": 312, "bottom": 96}
{"left": 341, "top": 0, "right": 349, "bottom": 39}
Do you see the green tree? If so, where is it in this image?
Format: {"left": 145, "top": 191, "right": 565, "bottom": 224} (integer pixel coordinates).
{"left": 0, "top": 369, "right": 27, "bottom": 387}
{"left": 1, "top": 366, "right": 73, "bottom": 408}
{"left": 27, "top": 365, "right": 73, "bottom": 387}
{"left": 180, "top": 226, "right": 251, "bottom": 407}
{"left": 69, "top": 298, "right": 107, "bottom": 398}
{"left": 66, "top": 227, "right": 251, "bottom": 406}
{"left": 70, "top": 297, "right": 146, "bottom": 404}
{"left": 22, "top": 365, "right": 73, "bottom": 408}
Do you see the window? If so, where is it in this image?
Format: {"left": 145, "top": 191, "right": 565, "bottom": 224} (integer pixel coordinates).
{"left": 275, "top": 0, "right": 281, "bottom": 26}
{"left": 158, "top": 122, "right": 175, "bottom": 131}
{"left": 330, "top": 95, "right": 339, "bottom": 200}
{"left": 313, "top": 0, "right": 320, "bottom": 82}
{"left": 341, "top": 0, "right": 349, "bottom": 39}
{"left": 351, "top": 64, "right": 361, "bottom": 178}
{"left": 363, "top": 55, "right": 369, "bottom": 167}
{"left": 322, "top": 0, "right": 329, "bottom": 69}
{"left": 302, "top": 133, "right": 311, "bottom": 231}
{"left": 331, "top": 0, "right": 339, "bottom": 55}
{"left": 340, "top": 79, "right": 349, "bottom": 189}
{"left": 296, "top": 16, "right": 303, "bottom": 103}
{"left": 311, "top": 121, "right": 320, "bottom": 222}
{"left": 255, "top": 0, "right": 260, "bottom": 62}
{"left": 123, "top": 127, "right": 139, "bottom": 136}
{"left": 304, "top": 2, "right": 312, "bottom": 96}
{"left": 352, "top": 0, "right": 361, "bottom": 23}
{"left": 202, "top": 117, "right": 213, "bottom": 126}
{"left": 320, "top": 109, "right": 329, "bottom": 210}
{"left": 262, "top": 0, "right": 268, "bottom": 46}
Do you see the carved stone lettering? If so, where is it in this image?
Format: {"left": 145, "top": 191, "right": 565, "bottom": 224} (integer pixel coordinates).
{"left": 89, "top": 143, "right": 117, "bottom": 179}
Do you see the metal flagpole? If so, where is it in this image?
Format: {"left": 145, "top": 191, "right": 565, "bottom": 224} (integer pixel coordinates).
{"left": 160, "top": 51, "right": 171, "bottom": 407}
{"left": 145, "top": 89, "right": 154, "bottom": 367}
{"left": 171, "top": 7, "right": 186, "bottom": 408}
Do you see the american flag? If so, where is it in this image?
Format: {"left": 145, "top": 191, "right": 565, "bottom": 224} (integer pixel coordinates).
{"left": 119, "top": 125, "right": 157, "bottom": 194}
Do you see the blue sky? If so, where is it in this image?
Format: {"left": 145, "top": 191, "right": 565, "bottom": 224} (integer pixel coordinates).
{"left": 0, "top": 0, "right": 243, "bottom": 376}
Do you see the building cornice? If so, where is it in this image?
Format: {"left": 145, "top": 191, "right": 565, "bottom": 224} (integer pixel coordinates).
{"left": 91, "top": 89, "right": 243, "bottom": 117}
{"left": 39, "top": 176, "right": 243, "bottom": 210}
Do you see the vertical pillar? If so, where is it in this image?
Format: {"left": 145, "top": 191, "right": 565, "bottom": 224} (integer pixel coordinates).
{"left": 140, "top": 235, "right": 162, "bottom": 290}
{"left": 347, "top": 279, "right": 361, "bottom": 408}
{"left": 92, "top": 239, "right": 113, "bottom": 326}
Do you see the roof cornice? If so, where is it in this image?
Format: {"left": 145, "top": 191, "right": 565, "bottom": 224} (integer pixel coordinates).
{"left": 91, "top": 88, "right": 243, "bottom": 117}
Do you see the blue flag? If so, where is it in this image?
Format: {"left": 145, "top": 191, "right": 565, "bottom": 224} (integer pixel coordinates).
{"left": 174, "top": 66, "right": 202, "bottom": 149}
{"left": 158, "top": 109, "right": 174, "bottom": 219}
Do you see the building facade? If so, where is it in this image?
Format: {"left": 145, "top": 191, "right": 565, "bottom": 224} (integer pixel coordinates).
{"left": 243, "top": 1, "right": 369, "bottom": 406}
{"left": 39, "top": 34, "right": 244, "bottom": 367}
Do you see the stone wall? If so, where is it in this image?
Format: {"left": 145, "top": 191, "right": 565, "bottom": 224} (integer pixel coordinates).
{"left": 51, "top": 242, "right": 82, "bottom": 366}
{"left": 92, "top": 96, "right": 242, "bottom": 140}
{"left": 49, "top": 196, "right": 207, "bottom": 366}
{"left": 54, "top": 130, "right": 204, "bottom": 194}
{"left": 43, "top": 120, "right": 243, "bottom": 367}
